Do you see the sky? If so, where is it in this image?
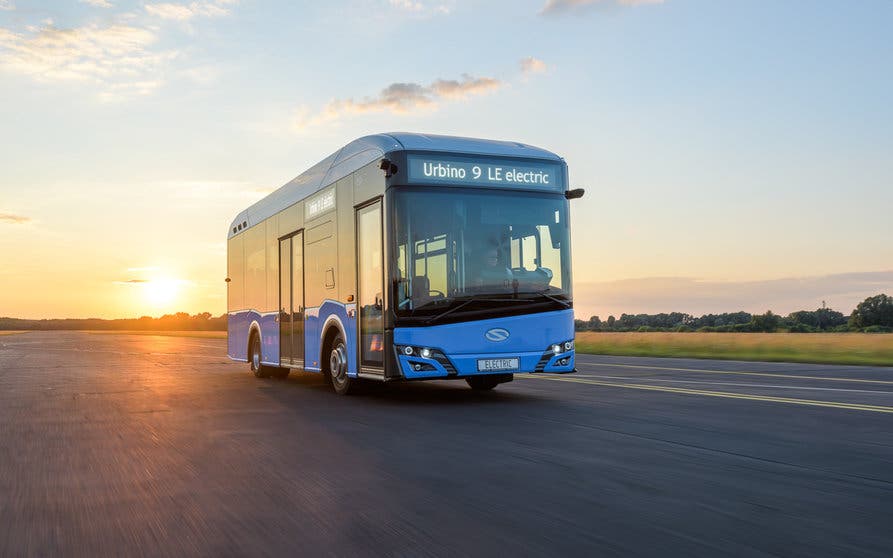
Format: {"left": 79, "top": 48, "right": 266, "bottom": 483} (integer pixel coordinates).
{"left": 1, "top": 0, "right": 891, "bottom": 320}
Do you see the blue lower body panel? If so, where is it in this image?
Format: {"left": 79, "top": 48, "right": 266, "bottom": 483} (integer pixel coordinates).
{"left": 229, "top": 300, "right": 357, "bottom": 375}
{"left": 393, "top": 309, "right": 576, "bottom": 380}
{"left": 227, "top": 311, "right": 279, "bottom": 364}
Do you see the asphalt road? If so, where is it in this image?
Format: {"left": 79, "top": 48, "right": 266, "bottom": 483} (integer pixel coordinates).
{"left": 1, "top": 332, "right": 892, "bottom": 557}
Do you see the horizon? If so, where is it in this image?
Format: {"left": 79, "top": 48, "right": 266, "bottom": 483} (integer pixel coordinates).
{"left": 2, "top": 1, "right": 892, "bottom": 319}
{"left": 4, "top": 269, "right": 891, "bottom": 322}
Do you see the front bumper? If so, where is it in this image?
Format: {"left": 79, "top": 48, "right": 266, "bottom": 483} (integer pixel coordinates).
{"left": 397, "top": 348, "right": 576, "bottom": 380}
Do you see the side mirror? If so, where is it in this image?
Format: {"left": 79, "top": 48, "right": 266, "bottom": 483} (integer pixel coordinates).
{"left": 565, "top": 188, "right": 585, "bottom": 200}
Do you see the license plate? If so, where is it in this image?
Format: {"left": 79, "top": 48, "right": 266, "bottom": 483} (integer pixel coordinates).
{"left": 477, "top": 358, "right": 519, "bottom": 372}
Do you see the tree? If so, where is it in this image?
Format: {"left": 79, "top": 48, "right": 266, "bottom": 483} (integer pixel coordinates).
{"left": 849, "top": 294, "right": 893, "bottom": 328}
{"left": 587, "top": 315, "right": 602, "bottom": 330}
{"left": 606, "top": 315, "right": 616, "bottom": 328}
{"left": 751, "top": 311, "right": 780, "bottom": 332}
{"left": 787, "top": 308, "right": 846, "bottom": 330}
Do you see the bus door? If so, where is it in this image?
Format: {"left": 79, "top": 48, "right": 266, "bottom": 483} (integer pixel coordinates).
{"left": 356, "top": 201, "right": 384, "bottom": 371}
{"left": 279, "top": 231, "right": 304, "bottom": 367}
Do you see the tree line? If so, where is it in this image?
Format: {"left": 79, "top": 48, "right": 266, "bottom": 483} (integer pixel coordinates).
{"left": 575, "top": 294, "right": 893, "bottom": 333}
{"left": 0, "top": 312, "right": 227, "bottom": 331}
{"left": 2, "top": 294, "right": 891, "bottom": 333}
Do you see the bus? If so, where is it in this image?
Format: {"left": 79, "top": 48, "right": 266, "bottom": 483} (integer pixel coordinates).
{"left": 227, "top": 133, "right": 582, "bottom": 394}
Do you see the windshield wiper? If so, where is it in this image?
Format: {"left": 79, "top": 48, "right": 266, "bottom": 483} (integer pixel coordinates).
{"left": 421, "top": 296, "right": 527, "bottom": 325}
{"left": 518, "top": 290, "right": 572, "bottom": 308}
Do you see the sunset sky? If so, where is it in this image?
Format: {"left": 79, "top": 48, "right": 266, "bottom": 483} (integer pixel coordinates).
{"left": 1, "top": 0, "right": 891, "bottom": 320}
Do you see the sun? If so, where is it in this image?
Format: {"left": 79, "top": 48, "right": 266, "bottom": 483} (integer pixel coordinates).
{"left": 143, "top": 278, "right": 181, "bottom": 306}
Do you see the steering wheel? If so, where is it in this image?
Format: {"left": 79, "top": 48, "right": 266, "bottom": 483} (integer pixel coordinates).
{"left": 429, "top": 290, "right": 445, "bottom": 298}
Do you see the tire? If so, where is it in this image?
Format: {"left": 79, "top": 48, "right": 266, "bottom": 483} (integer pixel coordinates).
{"left": 249, "top": 334, "right": 287, "bottom": 379}
{"left": 326, "top": 333, "right": 356, "bottom": 395}
{"left": 466, "top": 374, "right": 512, "bottom": 391}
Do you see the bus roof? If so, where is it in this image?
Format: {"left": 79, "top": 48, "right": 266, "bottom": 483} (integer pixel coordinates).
{"left": 228, "top": 133, "right": 563, "bottom": 237}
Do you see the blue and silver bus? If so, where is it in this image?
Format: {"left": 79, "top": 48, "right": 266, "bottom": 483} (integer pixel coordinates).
{"left": 227, "top": 133, "right": 582, "bottom": 394}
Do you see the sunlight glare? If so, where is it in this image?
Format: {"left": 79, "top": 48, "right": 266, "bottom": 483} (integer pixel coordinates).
{"left": 143, "top": 278, "right": 181, "bottom": 306}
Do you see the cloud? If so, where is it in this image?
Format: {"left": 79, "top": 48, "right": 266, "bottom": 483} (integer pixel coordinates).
{"left": 430, "top": 75, "right": 501, "bottom": 99}
{"left": 0, "top": 23, "right": 174, "bottom": 98}
{"left": 520, "top": 57, "right": 547, "bottom": 75}
{"left": 573, "top": 271, "right": 893, "bottom": 320}
{"left": 79, "top": 0, "right": 114, "bottom": 7}
{"left": 0, "top": 213, "right": 30, "bottom": 224}
{"left": 115, "top": 279, "right": 149, "bottom": 284}
{"left": 145, "top": 1, "right": 236, "bottom": 21}
{"left": 331, "top": 81, "right": 434, "bottom": 114}
{"left": 540, "top": 0, "right": 664, "bottom": 15}
{"left": 389, "top": 0, "right": 452, "bottom": 16}
{"left": 0, "top": 1, "right": 14, "bottom": 11}
{"left": 298, "top": 73, "right": 502, "bottom": 128}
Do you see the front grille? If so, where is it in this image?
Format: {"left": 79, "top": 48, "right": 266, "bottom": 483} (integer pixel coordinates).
{"left": 534, "top": 350, "right": 551, "bottom": 372}
{"left": 433, "top": 353, "right": 458, "bottom": 375}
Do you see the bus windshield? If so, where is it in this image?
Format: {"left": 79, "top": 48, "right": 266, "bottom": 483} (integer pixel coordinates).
{"left": 391, "top": 187, "right": 572, "bottom": 323}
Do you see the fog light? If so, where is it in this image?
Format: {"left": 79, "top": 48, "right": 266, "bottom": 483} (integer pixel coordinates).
{"left": 403, "top": 346, "right": 414, "bottom": 356}
{"left": 564, "top": 341, "right": 573, "bottom": 351}
{"left": 413, "top": 364, "right": 421, "bottom": 371}
{"left": 560, "top": 358, "right": 568, "bottom": 365}
{"left": 552, "top": 344, "right": 561, "bottom": 354}
{"left": 420, "top": 347, "right": 431, "bottom": 359}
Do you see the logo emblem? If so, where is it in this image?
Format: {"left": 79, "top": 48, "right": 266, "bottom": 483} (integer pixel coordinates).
{"left": 485, "top": 328, "right": 510, "bottom": 342}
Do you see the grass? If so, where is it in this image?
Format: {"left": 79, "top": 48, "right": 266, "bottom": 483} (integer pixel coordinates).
{"left": 574, "top": 332, "right": 893, "bottom": 367}
{"left": 85, "top": 330, "right": 227, "bottom": 339}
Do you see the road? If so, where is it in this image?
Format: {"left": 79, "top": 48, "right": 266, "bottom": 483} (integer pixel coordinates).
{"left": 1, "top": 332, "right": 892, "bottom": 557}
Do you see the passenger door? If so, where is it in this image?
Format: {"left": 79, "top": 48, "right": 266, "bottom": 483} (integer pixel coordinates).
{"left": 279, "top": 232, "right": 304, "bottom": 367}
{"left": 356, "top": 201, "right": 384, "bottom": 370}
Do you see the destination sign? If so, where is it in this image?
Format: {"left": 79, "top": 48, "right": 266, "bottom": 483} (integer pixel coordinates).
{"left": 305, "top": 187, "right": 335, "bottom": 220}
{"left": 406, "top": 155, "right": 562, "bottom": 190}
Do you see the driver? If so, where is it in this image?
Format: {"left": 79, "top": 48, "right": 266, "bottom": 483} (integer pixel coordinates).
{"left": 474, "top": 246, "right": 512, "bottom": 291}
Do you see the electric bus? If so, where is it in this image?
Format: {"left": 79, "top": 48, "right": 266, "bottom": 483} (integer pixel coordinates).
{"left": 226, "top": 133, "right": 582, "bottom": 394}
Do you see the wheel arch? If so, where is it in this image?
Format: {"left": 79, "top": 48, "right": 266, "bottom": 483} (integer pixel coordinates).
{"left": 320, "top": 315, "right": 347, "bottom": 374}
{"left": 246, "top": 320, "right": 262, "bottom": 360}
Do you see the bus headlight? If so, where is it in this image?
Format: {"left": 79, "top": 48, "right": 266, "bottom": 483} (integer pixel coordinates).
{"left": 552, "top": 344, "right": 562, "bottom": 354}
{"left": 564, "top": 340, "right": 574, "bottom": 351}
{"left": 403, "top": 346, "right": 414, "bottom": 356}
{"left": 420, "top": 347, "right": 431, "bottom": 359}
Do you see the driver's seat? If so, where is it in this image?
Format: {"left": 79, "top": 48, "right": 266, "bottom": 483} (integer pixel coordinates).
{"left": 412, "top": 275, "right": 430, "bottom": 305}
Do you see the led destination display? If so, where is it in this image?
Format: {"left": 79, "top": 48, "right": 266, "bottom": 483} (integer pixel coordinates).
{"left": 406, "top": 155, "right": 562, "bottom": 190}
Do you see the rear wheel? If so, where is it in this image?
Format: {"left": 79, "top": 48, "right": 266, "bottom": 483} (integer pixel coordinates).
{"left": 327, "top": 334, "right": 356, "bottom": 395}
{"left": 249, "top": 334, "right": 288, "bottom": 379}
{"left": 466, "top": 374, "right": 512, "bottom": 391}
{"left": 249, "top": 335, "right": 268, "bottom": 378}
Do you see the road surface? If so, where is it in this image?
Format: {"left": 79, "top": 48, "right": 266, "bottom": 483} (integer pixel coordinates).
{"left": 1, "top": 332, "right": 892, "bottom": 557}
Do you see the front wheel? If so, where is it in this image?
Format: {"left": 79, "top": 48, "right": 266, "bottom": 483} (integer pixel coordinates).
{"left": 466, "top": 374, "right": 512, "bottom": 391}
{"left": 327, "top": 334, "right": 357, "bottom": 395}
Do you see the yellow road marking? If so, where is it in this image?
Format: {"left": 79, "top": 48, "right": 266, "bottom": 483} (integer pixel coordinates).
{"left": 519, "top": 374, "right": 893, "bottom": 414}
{"left": 576, "top": 362, "right": 893, "bottom": 386}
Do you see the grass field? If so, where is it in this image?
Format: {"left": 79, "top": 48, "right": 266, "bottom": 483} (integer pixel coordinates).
{"left": 575, "top": 332, "right": 893, "bottom": 366}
